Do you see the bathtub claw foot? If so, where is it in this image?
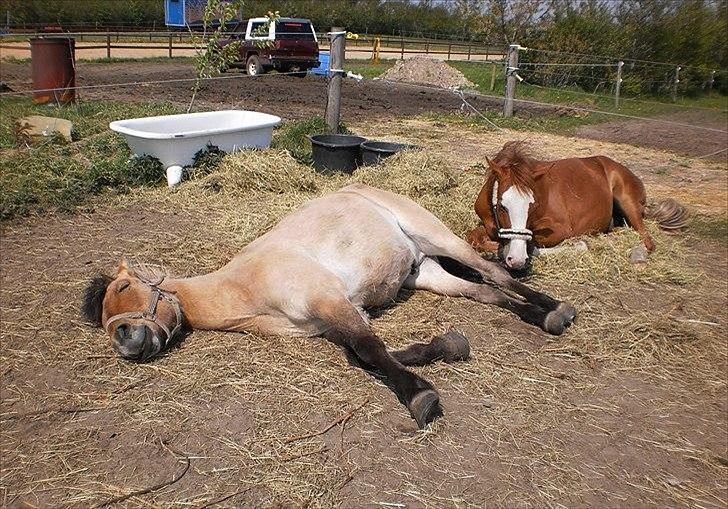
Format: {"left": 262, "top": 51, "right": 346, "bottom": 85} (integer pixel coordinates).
{"left": 166, "top": 165, "right": 183, "bottom": 188}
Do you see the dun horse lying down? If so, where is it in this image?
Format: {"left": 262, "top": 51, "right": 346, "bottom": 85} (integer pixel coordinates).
{"left": 83, "top": 183, "right": 575, "bottom": 428}
{"left": 467, "top": 142, "right": 688, "bottom": 270}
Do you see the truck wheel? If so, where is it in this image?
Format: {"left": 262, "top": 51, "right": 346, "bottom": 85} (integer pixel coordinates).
{"left": 246, "top": 55, "right": 264, "bottom": 76}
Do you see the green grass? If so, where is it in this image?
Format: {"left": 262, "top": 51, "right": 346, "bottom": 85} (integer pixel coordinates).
{"left": 0, "top": 98, "right": 182, "bottom": 220}
{"left": 689, "top": 214, "right": 728, "bottom": 242}
{"left": 1, "top": 56, "right": 30, "bottom": 64}
{"left": 0, "top": 101, "right": 349, "bottom": 220}
{"left": 449, "top": 61, "right": 728, "bottom": 128}
{"left": 271, "top": 115, "right": 351, "bottom": 164}
{"left": 344, "top": 59, "right": 394, "bottom": 79}
{"left": 423, "top": 111, "right": 602, "bottom": 134}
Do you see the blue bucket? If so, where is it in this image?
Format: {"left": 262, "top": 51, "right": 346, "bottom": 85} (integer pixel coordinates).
{"left": 310, "top": 51, "right": 330, "bottom": 76}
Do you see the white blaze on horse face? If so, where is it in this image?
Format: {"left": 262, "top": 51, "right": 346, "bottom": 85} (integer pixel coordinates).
{"left": 501, "top": 186, "right": 534, "bottom": 268}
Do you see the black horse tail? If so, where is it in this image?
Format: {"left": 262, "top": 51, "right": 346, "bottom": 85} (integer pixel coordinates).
{"left": 645, "top": 199, "right": 689, "bottom": 233}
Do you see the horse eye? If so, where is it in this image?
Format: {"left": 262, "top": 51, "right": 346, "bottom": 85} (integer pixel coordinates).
{"left": 118, "top": 281, "right": 130, "bottom": 293}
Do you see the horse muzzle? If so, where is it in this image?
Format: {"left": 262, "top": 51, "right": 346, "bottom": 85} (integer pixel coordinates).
{"left": 498, "top": 240, "right": 535, "bottom": 278}
{"left": 112, "top": 323, "right": 162, "bottom": 361}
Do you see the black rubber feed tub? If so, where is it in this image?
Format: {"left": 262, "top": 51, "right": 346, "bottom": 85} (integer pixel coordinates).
{"left": 310, "top": 134, "right": 368, "bottom": 173}
{"left": 361, "top": 141, "right": 419, "bottom": 166}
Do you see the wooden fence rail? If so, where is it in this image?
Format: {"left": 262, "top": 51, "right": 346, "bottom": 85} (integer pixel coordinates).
{"left": 0, "top": 31, "right": 506, "bottom": 61}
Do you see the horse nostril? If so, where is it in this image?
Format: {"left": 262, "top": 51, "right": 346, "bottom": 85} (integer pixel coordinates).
{"left": 115, "top": 324, "right": 130, "bottom": 342}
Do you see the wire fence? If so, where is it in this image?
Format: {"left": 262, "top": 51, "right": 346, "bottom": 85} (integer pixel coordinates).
{"left": 519, "top": 46, "right": 727, "bottom": 99}
{"left": 1, "top": 32, "right": 725, "bottom": 135}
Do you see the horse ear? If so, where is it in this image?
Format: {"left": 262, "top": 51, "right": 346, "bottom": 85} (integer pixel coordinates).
{"left": 116, "top": 257, "right": 133, "bottom": 276}
{"left": 81, "top": 275, "right": 113, "bottom": 326}
{"left": 486, "top": 157, "right": 508, "bottom": 179}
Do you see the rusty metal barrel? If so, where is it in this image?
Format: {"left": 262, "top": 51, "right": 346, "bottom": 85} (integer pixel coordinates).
{"left": 30, "top": 37, "right": 76, "bottom": 104}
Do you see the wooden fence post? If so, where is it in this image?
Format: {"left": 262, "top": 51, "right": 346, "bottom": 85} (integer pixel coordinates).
{"left": 106, "top": 31, "right": 111, "bottom": 58}
{"left": 400, "top": 34, "right": 404, "bottom": 59}
{"left": 671, "top": 65, "right": 681, "bottom": 102}
{"left": 325, "top": 27, "right": 346, "bottom": 133}
{"left": 503, "top": 44, "right": 519, "bottom": 117}
{"left": 614, "top": 60, "right": 623, "bottom": 108}
{"left": 447, "top": 43, "right": 451, "bottom": 60}
{"left": 467, "top": 42, "right": 472, "bottom": 60}
{"left": 168, "top": 33, "right": 173, "bottom": 58}
{"left": 490, "top": 61, "right": 497, "bottom": 91}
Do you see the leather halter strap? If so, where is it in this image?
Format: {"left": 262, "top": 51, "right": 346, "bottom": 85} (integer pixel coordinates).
{"left": 104, "top": 276, "right": 183, "bottom": 349}
{"left": 490, "top": 179, "right": 534, "bottom": 242}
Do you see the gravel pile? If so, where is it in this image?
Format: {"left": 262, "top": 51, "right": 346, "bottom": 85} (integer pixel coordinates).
{"left": 380, "top": 56, "right": 475, "bottom": 89}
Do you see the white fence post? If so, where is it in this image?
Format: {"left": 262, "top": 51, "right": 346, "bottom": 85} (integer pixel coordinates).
{"left": 615, "top": 60, "right": 624, "bottom": 109}
{"left": 671, "top": 65, "right": 681, "bottom": 102}
{"left": 325, "top": 27, "right": 346, "bottom": 133}
{"left": 503, "top": 44, "right": 520, "bottom": 118}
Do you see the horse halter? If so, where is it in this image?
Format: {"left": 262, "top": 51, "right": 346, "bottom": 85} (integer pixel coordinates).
{"left": 491, "top": 180, "right": 534, "bottom": 242}
{"left": 104, "top": 275, "right": 183, "bottom": 349}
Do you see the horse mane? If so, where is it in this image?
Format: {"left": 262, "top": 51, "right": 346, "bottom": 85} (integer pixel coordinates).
{"left": 491, "top": 141, "right": 538, "bottom": 193}
{"left": 81, "top": 275, "right": 113, "bottom": 326}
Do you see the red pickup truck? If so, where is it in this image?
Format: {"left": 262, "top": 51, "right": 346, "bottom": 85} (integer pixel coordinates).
{"left": 221, "top": 17, "right": 320, "bottom": 76}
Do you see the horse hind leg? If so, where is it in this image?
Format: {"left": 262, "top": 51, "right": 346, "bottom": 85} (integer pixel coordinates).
{"left": 315, "top": 296, "right": 443, "bottom": 429}
{"left": 391, "top": 330, "right": 471, "bottom": 366}
{"left": 406, "top": 222, "right": 576, "bottom": 331}
{"left": 611, "top": 170, "right": 656, "bottom": 252}
{"left": 405, "top": 257, "right": 570, "bottom": 335}
{"left": 346, "top": 186, "right": 575, "bottom": 329}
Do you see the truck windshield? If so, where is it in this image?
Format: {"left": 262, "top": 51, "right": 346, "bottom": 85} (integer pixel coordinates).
{"left": 275, "top": 21, "right": 315, "bottom": 40}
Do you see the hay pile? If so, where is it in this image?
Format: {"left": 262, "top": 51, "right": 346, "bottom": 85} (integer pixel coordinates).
{"left": 380, "top": 56, "right": 475, "bottom": 89}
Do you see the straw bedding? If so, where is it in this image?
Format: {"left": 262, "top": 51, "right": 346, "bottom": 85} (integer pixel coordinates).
{"left": 0, "top": 120, "right": 726, "bottom": 508}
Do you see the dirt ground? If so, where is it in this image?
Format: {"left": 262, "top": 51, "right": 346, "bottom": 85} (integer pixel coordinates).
{"left": 1, "top": 60, "right": 727, "bottom": 508}
{"left": 575, "top": 109, "right": 728, "bottom": 160}
{"left": 0, "top": 60, "right": 525, "bottom": 121}
{"left": 2, "top": 60, "right": 726, "bottom": 160}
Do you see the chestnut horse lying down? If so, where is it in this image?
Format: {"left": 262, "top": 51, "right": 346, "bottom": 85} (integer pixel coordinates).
{"left": 467, "top": 142, "right": 687, "bottom": 270}
{"left": 83, "top": 184, "right": 575, "bottom": 429}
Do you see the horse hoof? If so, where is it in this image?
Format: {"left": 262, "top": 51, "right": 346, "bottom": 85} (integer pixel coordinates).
{"left": 543, "top": 311, "right": 566, "bottom": 336}
{"left": 556, "top": 302, "right": 577, "bottom": 324}
{"left": 408, "top": 389, "right": 443, "bottom": 429}
{"left": 433, "top": 330, "right": 471, "bottom": 363}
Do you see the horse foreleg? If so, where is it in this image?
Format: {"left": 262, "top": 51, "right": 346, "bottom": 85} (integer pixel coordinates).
{"left": 315, "top": 297, "right": 443, "bottom": 429}
{"left": 533, "top": 240, "right": 589, "bottom": 257}
{"left": 405, "top": 257, "right": 567, "bottom": 334}
{"left": 466, "top": 225, "right": 500, "bottom": 253}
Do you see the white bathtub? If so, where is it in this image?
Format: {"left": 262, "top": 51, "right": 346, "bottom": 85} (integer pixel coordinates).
{"left": 109, "top": 110, "right": 281, "bottom": 186}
